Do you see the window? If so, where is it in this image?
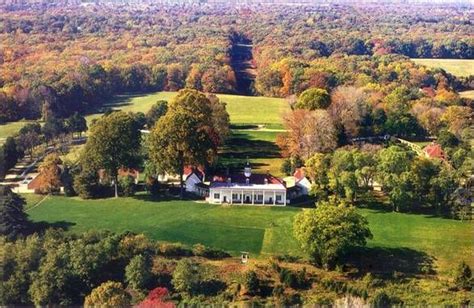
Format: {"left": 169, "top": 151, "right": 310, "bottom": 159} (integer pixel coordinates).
{"left": 232, "top": 193, "right": 239, "bottom": 200}
{"left": 257, "top": 194, "right": 263, "bottom": 201}
{"left": 276, "top": 195, "right": 282, "bottom": 201}
{"left": 214, "top": 193, "right": 220, "bottom": 199}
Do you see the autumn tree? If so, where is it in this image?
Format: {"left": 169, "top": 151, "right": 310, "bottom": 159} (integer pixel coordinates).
{"left": 329, "top": 86, "right": 368, "bottom": 139}
{"left": 37, "top": 153, "right": 62, "bottom": 194}
{"left": 277, "top": 109, "right": 337, "bottom": 160}
{"left": 148, "top": 90, "right": 219, "bottom": 198}
{"left": 84, "top": 281, "right": 131, "bottom": 307}
{"left": 81, "top": 111, "right": 142, "bottom": 198}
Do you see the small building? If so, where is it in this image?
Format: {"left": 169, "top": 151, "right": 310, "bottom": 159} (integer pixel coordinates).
{"left": 293, "top": 168, "right": 312, "bottom": 196}
{"left": 423, "top": 142, "right": 446, "bottom": 161}
{"left": 183, "top": 166, "right": 208, "bottom": 197}
{"left": 207, "top": 163, "right": 287, "bottom": 206}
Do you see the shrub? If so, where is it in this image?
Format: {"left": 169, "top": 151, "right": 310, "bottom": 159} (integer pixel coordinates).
{"left": 453, "top": 261, "right": 472, "bottom": 291}
{"left": 192, "top": 244, "right": 230, "bottom": 259}
{"left": 158, "top": 243, "right": 192, "bottom": 257}
{"left": 172, "top": 259, "right": 201, "bottom": 295}
{"left": 244, "top": 271, "right": 260, "bottom": 295}
{"left": 84, "top": 281, "right": 131, "bottom": 307}
{"left": 119, "top": 175, "right": 136, "bottom": 197}
{"left": 371, "top": 290, "right": 391, "bottom": 307}
{"left": 125, "top": 255, "right": 153, "bottom": 291}
{"left": 272, "top": 284, "right": 284, "bottom": 298}
{"left": 146, "top": 177, "right": 160, "bottom": 196}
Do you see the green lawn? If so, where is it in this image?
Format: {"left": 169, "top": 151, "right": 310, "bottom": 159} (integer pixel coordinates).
{"left": 220, "top": 129, "right": 285, "bottom": 176}
{"left": 27, "top": 196, "right": 473, "bottom": 274}
{"left": 412, "top": 58, "right": 474, "bottom": 77}
{"left": 0, "top": 121, "right": 32, "bottom": 145}
{"left": 86, "top": 92, "right": 289, "bottom": 127}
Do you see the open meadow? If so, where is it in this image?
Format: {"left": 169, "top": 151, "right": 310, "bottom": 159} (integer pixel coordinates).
{"left": 86, "top": 91, "right": 289, "bottom": 128}
{"left": 0, "top": 120, "right": 33, "bottom": 145}
{"left": 26, "top": 195, "right": 473, "bottom": 275}
{"left": 412, "top": 58, "right": 474, "bottom": 77}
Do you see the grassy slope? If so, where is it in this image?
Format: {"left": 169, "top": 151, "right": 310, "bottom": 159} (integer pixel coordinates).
{"left": 27, "top": 196, "right": 473, "bottom": 273}
{"left": 221, "top": 130, "right": 284, "bottom": 176}
{"left": 86, "top": 91, "right": 289, "bottom": 127}
{"left": 412, "top": 58, "right": 474, "bottom": 77}
{"left": 0, "top": 120, "right": 32, "bottom": 145}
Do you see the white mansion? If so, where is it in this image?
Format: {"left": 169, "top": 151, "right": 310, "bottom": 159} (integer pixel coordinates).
{"left": 182, "top": 162, "right": 310, "bottom": 206}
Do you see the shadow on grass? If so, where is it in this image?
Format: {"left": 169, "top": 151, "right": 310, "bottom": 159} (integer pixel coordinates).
{"left": 222, "top": 138, "right": 280, "bottom": 159}
{"left": 230, "top": 124, "right": 260, "bottom": 129}
{"left": 343, "top": 246, "right": 436, "bottom": 278}
{"left": 31, "top": 220, "right": 76, "bottom": 233}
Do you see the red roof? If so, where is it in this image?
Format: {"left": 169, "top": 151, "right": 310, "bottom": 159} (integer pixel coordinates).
{"left": 184, "top": 166, "right": 205, "bottom": 180}
{"left": 212, "top": 173, "right": 283, "bottom": 185}
{"left": 423, "top": 143, "right": 446, "bottom": 160}
{"left": 293, "top": 168, "right": 306, "bottom": 181}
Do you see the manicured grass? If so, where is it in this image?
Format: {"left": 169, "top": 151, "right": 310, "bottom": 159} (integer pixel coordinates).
{"left": 86, "top": 92, "right": 289, "bottom": 126}
{"left": 27, "top": 196, "right": 473, "bottom": 274}
{"left": 412, "top": 58, "right": 474, "bottom": 77}
{"left": 20, "top": 193, "right": 46, "bottom": 211}
{"left": 28, "top": 195, "right": 300, "bottom": 256}
{"left": 360, "top": 208, "right": 473, "bottom": 274}
{"left": 220, "top": 129, "right": 285, "bottom": 176}
{"left": 0, "top": 121, "right": 32, "bottom": 145}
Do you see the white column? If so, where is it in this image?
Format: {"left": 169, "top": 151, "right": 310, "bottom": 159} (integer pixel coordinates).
{"left": 273, "top": 191, "right": 276, "bottom": 205}
{"left": 252, "top": 190, "right": 254, "bottom": 205}
{"left": 283, "top": 191, "right": 287, "bottom": 206}
{"left": 263, "top": 191, "right": 266, "bottom": 205}
{"left": 241, "top": 190, "right": 244, "bottom": 205}
{"left": 230, "top": 189, "right": 233, "bottom": 204}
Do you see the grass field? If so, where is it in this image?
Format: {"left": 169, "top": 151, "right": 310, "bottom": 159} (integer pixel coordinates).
{"left": 27, "top": 196, "right": 473, "bottom": 274}
{"left": 412, "top": 58, "right": 474, "bottom": 77}
{"left": 0, "top": 120, "right": 32, "bottom": 145}
{"left": 86, "top": 91, "right": 289, "bottom": 127}
{"left": 221, "top": 129, "right": 284, "bottom": 176}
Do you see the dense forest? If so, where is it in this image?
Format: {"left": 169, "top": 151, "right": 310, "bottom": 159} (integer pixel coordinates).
{"left": 0, "top": 2, "right": 473, "bottom": 122}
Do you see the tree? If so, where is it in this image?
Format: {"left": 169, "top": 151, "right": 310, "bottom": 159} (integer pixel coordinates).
{"left": 73, "top": 166, "right": 101, "bottom": 199}
{"left": 145, "top": 100, "right": 168, "bottom": 129}
{"left": 277, "top": 109, "right": 337, "bottom": 160}
{"left": 305, "top": 153, "right": 331, "bottom": 200}
{"left": 137, "top": 287, "right": 174, "bottom": 308}
{"left": 293, "top": 201, "right": 372, "bottom": 269}
{"left": 18, "top": 123, "right": 42, "bottom": 159}
{"left": 84, "top": 281, "right": 131, "bottom": 307}
{"left": 148, "top": 90, "right": 219, "bottom": 198}
{"left": 206, "top": 94, "right": 231, "bottom": 144}
{"left": 81, "top": 111, "right": 142, "bottom": 198}
{"left": 172, "top": 259, "right": 202, "bottom": 295}
{"left": 0, "top": 186, "right": 30, "bottom": 239}
{"left": 125, "top": 255, "right": 152, "bottom": 291}
{"left": 3, "top": 137, "right": 21, "bottom": 171}
{"left": 42, "top": 116, "right": 65, "bottom": 143}
{"left": 37, "top": 153, "right": 62, "bottom": 194}
{"left": 329, "top": 86, "right": 368, "bottom": 139}
{"left": 453, "top": 261, "right": 472, "bottom": 291}
{"left": 295, "top": 88, "right": 331, "bottom": 110}
{"left": 441, "top": 106, "right": 472, "bottom": 137}
{"left": 65, "top": 112, "right": 87, "bottom": 138}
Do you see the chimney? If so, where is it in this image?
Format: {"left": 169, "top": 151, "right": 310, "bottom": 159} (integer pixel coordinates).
{"left": 246, "top": 178, "right": 250, "bottom": 184}
{"left": 227, "top": 177, "right": 231, "bottom": 184}
{"left": 264, "top": 178, "right": 268, "bottom": 185}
